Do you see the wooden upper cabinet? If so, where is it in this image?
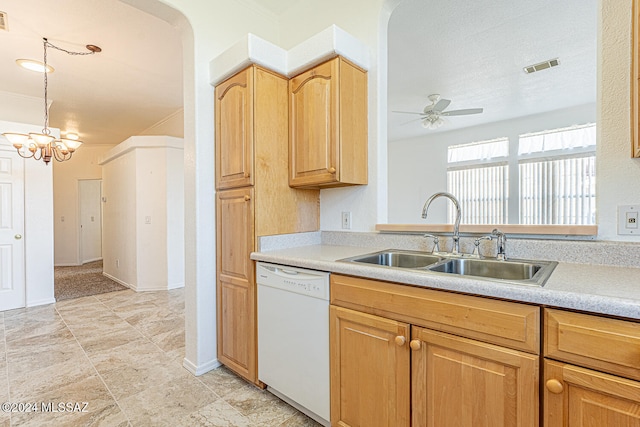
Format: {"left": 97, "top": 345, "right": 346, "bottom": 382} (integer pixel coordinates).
{"left": 215, "top": 67, "right": 254, "bottom": 189}
{"left": 289, "top": 56, "right": 368, "bottom": 188}
{"left": 633, "top": 0, "right": 640, "bottom": 158}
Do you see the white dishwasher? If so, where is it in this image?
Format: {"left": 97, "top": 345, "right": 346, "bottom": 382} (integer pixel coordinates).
{"left": 256, "top": 262, "right": 330, "bottom": 427}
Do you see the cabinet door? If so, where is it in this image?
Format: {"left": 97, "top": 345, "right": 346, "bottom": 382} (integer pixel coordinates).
{"left": 544, "top": 360, "right": 640, "bottom": 427}
{"left": 215, "top": 67, "right": 254, "bottom": 189}
{"left": 216, "top": 187, "right": 257, "bottom": 383}
{"left": 289, "top": 58, "right": 339, "bottom": 187}
{"left": 412, "top": 327, "right": 538, "bottom": 427}
{"left": 330, "top": 306, "right": 410, "bottom": 427}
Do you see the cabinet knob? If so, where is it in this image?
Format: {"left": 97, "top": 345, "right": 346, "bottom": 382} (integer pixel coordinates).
{"left": 245, "top": 172, "right": 251, "bottom": 178}
{"left": 409, "top": 340, "right": 421, "bottom": 351}
{"left": 14, "top": 234, "right": 22, "bottom": 240}
{"left": 545, "top": 379, "right": 564, "bottom": 394}
{"left": 244, "top": 195, "right": 251, "bottom": 201}
{"left": 394, "top": 336, "right": 406, "bottom": 346}
{"left": 328, "top": 167, "right": 336, "bottom": 174}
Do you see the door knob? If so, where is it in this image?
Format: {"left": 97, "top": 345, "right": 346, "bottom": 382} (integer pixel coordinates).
{"left": 14, "top": 234, "right": 22, "bottom": 240}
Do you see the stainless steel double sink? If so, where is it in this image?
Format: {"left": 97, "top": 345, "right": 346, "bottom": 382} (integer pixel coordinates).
{"left": 339, "top": 249, "right": 558, "bottom": 287}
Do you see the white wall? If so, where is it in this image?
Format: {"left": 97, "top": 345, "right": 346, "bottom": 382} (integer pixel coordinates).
{"left": 0, "top": 92, "right": 47, "bottom": 126}
{"left": 0, "top": 120, "right": 55, "bottom": 307}
{"left": 120, "top": 0, "right": 282, "bottom": 375}
{"left": 597, "top": 0, "right": 640, "bottom": 240}
{"left": 101, "top": 136, "right": 184, "bottom": 291}
{"left": 53, "top": 145, "right": 116, "bottom": 266}
{"left": 388, "top": 103, "right": 597, "bottom": 224}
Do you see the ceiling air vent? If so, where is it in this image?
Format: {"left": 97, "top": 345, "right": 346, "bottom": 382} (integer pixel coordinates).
{"left": 524, "top": 58, "right": 560, "bottom": 74}
{"left": 0, "top": 11, "right": 7, "bottom": 31}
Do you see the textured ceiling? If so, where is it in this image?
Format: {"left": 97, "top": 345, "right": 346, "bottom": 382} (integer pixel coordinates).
{"left": 0, "top": 0, "right": 182, "bottom": 146}
{"left": 387, "top": 0, "right": 597, "bottom": 141}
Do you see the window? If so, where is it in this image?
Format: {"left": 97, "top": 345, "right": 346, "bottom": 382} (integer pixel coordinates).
{"left": 519, "top": 124, "right": 596, "bottom": 225}
{"left": 446, "top": 124, "right": 596, "bottom": 225}
{"left": 447, "top": 138, "right": 509, "bottom": 224}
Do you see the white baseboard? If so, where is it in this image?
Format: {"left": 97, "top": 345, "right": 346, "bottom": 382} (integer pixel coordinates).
{"left": 102, "top": 272, "right": 134, "bottom": 290}
{"left": 183, "top": 357, "right": 221, "bottom": 376}
{"left": 81, "top": 257, "right": 103, "bottom": 264}
{"left": 27, "top": 297, "right": 57, "bottom": 307}
{"left": 168, "top": 282, "right": 185, "bottom": 290}
{"left": 54, "top": 263, "right": 81, "bottom": 267}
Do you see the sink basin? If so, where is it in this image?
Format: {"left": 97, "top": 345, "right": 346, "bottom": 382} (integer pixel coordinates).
{"left": 428, "top": 257, "right": 557, "bottom": 286}
{"left": 339, "top": 249, "right": 557, "bottom": 287}
{"left": 340, "top": 250, "right": 442, "bottom": 268}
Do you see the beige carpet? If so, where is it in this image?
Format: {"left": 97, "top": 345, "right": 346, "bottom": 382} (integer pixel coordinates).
{"left": 54, "top": 260, "right": 127, "bottom": 301}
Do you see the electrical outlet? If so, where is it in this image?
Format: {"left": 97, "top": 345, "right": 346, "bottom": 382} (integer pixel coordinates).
{"left": 618, "top": 205, "right": 640, "bottom": 235}
{"left": 145, "top": 216, "right": 152, "bottom": 224}
{"left": 341, "top": 211, "right": 352, "bottom": 230}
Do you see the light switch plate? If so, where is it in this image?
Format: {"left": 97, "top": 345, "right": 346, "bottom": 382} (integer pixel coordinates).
{"left": 618, "top": 205, "right": 640, "bottom": 235}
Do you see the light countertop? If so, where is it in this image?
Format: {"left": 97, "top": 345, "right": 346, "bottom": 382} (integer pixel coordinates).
{"left": 251, "top": 244, "right": 640, "bottom": 320}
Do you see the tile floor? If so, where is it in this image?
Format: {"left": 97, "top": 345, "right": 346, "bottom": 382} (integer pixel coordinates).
{"left": 0, "top": 289, "right": 322, "bottom": 426}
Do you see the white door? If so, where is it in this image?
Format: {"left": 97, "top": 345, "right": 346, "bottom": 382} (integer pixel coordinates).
{"left": 0, "top": 149, "right": 25, "bottom": 311}
{"left": 79, "top": 179, "right": 102, "bottom": 264}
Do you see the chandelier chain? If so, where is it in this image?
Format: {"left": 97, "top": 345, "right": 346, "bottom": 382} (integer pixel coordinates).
{"left": 40, "top": 38, "right": 98, "bottom": 136}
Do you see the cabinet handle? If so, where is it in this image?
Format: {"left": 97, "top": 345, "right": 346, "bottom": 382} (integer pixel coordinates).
{"left": 244, "top": 195, "right": 251, "bottom": 201}
{"left": 394, "top": 336, "right": 406, "bottom": 346}
{"left": 328, "top": 167, "right": 336, "bottom": 174}
{"left": 409, "top": 340, "right": 421, "bottom": 351}
{"left": 545, "top": 379, "right": 564, "bottom": 394}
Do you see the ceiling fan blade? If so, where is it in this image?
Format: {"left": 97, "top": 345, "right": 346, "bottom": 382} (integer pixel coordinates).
{"left": 431, "top": 98, "right": 451, "bottom": 112}
{"left": 392, "top": 110, "right": 425, "bottom": 115}
{"left": 441, "top": 108, "right": 484, "bottom": 116}
{"left": 399, "top": 117, "right": 424, "bottom": 126}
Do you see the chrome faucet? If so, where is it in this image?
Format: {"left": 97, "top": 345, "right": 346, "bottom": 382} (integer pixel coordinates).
{"left": 492, "top": 229, "right": 507, "bottom": 260}
{"left": 421, "top": 192, "right": 462, "bottom": 255}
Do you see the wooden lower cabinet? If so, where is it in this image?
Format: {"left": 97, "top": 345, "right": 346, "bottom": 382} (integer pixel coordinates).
{"left": 411, "top": 326, "right": 538, "bottom": 427}
{"left": 544, "top": 360, "right": 640, "bottom": 426}
{"left": 330, "top": 306, "right": 410, "bottom": 427}
{"left": 216, "top": 187, "right": 257, "bottom": 383}
{"left": 330, "top": 305, "right": 538, "bottom": 427}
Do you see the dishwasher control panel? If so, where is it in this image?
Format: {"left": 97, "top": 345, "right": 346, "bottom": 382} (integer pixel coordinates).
{"left": 256, "top": 262, "right": 330, "bottom": 300}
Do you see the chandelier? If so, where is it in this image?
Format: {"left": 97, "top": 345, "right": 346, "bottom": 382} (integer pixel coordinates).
{"left": 1, "top": 38, "right": 101, "bottom": 165}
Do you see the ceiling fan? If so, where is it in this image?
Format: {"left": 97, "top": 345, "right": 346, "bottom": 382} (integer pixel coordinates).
{"left": 394, "top": 94, "right": 484, "bottom": 129}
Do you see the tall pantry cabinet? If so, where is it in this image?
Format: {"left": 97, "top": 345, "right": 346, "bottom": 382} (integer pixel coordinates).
{"left": 215, "top": 65, "right": 319, "bottom": 384}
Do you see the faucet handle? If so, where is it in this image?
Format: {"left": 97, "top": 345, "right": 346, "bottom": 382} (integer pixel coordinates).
{"left": 491, "top": 229, "right": 507, "bottom": 260}
{"left": 472, "top": 235, "right": 492, "bottom": 258}
{"left": 424, "top": 234, "right": 440, "bottom": 254}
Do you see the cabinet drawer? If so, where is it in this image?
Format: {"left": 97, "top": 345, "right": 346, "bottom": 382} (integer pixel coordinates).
{"left": 330, "top": 274, "right": 540, "bottom": 354}
{"left": 545, "top": 308, "right": 640, "bottom": 381}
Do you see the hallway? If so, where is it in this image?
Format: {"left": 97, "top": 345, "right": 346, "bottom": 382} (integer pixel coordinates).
{"left": 0, "top": 289, "right": 319, "bottom": 426}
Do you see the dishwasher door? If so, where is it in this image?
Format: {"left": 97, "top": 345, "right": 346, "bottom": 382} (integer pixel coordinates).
{"left": 257, "top": 262, "right": 330, "bottom": 425}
